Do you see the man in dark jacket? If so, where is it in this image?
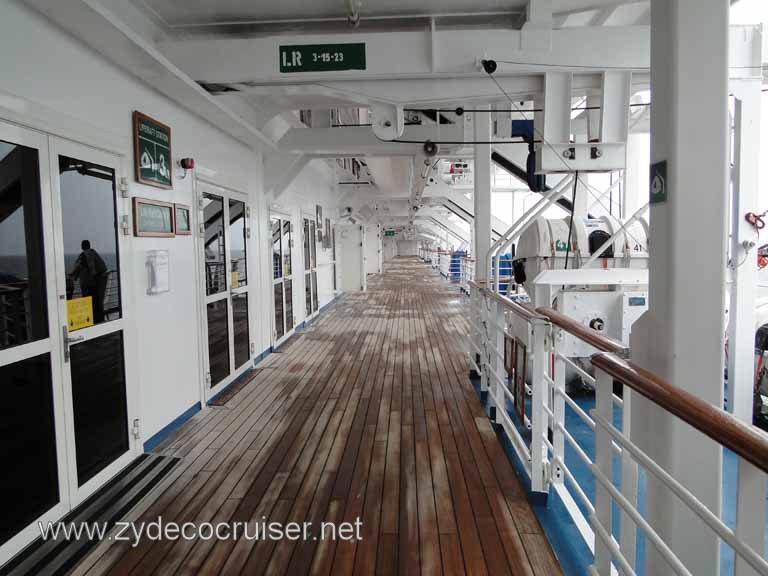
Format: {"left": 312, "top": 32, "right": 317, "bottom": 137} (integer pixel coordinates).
{"left": 71, "top": 240, "right": 108, "bottom": 323}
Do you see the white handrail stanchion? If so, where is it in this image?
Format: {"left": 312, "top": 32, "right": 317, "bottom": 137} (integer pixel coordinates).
{"left": 735, "top": 459, "right": 765, "bottom": 576}
{"left": 493, "top": 300, "right": 506, "bottom": 424}
{"left": 620, "top": 389, "right": 638, "bottom": 569}
{"left": 530, "top": 319, "right": 550, "bottom": 493}
{"left": 552, "top": 329, "right": 566, "bottom": 485}
{"left": 480, "top": 292, "right": 489, "bottom": 393}
{"left": 592, "top": 367, "right": 615, "bottom": 575}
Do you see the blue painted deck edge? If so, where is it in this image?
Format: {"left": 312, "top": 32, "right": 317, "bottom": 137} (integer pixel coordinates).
{"left": 143, "top": 401, "right": 201, "bottom": 452}
{"left": 470, "top": 376, "right": 592, "bottom": 576}
{"left": 207, "top": 366, "right": 258, "bottom": 406}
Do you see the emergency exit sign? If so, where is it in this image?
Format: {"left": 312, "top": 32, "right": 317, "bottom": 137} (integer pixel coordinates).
{"left": 384, "top": 229, "right": 396, "bottom": 237}
{"left": 279, "top": 43, "right": 366, "bottom": 73}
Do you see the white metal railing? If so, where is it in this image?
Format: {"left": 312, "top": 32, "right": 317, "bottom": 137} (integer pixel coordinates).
{"left": 460, "top": 257, "right": 475, "bottom": 293}
{"left": 467, "top": 281, "right": 768, "bottom": 576}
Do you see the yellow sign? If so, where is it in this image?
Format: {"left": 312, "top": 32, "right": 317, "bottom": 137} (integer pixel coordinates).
{"left": 231, "top": 271, "right": 239, "bottom": 288}
{"left": 67, "top": 296, "right": 94, "bottom": 331}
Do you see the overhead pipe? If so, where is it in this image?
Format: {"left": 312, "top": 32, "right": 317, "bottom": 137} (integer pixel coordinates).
{"left": 580, "top": 202, "right": 649, "bottom": 269}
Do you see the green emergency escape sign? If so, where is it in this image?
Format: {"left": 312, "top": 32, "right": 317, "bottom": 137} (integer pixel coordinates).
{"left": 384, "top": 229, "right": 396, "bottom": 237}
{"left": 133, "top": 111, "right": 172, "bottom": 189}
{"left": 279, "top": 43, "right": 366, "bottom": 73}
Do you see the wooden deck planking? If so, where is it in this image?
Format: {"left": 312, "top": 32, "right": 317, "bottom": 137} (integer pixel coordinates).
{"left": 76, "top": 257, "right": 561, "bottom": 576}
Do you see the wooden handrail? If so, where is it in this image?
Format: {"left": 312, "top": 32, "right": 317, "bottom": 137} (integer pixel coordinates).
{"left": 537, "top": 306, "right": 625, "bottom": 354}
{"left": 592, "top": 352, "right": 768, "bottom": 475}
{"left": 468, "top": 281, "right": 544, "bottom": 322}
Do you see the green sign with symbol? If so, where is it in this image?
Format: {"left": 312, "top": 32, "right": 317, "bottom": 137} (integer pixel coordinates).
{"left": 279, "top": 43, "right": 366, "bottom": 73}
{"left": 650, "top": 160, "right": 667, "bottom": 205}
{"left": 133, "top": 111, "right": 172, "bottom": 189}
{"left": 555, "top": 239, "right": 568, "bottom": 252}
{"left": 384, "top": 229, "right": 396, "bottom": 237}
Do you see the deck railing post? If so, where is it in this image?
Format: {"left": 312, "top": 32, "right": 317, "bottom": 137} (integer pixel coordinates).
{"left": 592, "top": 367, "right": 614, "bottom": 575}
{"left": 530, "top": 319, "right": 550, "bottom": 493}
{"left": 619, "top": 389, "right": 638, "bottom": 569}
{"left": 492, "top": 300, "right": 506, "bottom": 424}
{"left": 551, "top": 329, "right": 565, "bottom": 485}
{"left": 735, "top": 458, "right": 766, "bottom": 576}
{"left": 479, "top": 292, "right": 490, "bottom": 393}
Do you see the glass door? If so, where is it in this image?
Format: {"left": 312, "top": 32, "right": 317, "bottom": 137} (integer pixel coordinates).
{"left": 271, "top": 215, "right": 293, "bottom": 345}
{"left": 49, "top": 137, "right": 136, "bottom": 506}
{"left": 200, "top": 183, "right": 251, "bottom": 397}
{"left": 303, "top": 218, "right": 318, "bottom": 319}
{"left": 0, "top": 123, "right": 69, "bottom": 564}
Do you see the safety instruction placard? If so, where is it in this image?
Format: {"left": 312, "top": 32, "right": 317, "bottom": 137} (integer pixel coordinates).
{"left": 133, "top": 111, "right": 172, "bottom": 189}
{"left": 650, "top": 160, "right": 667, "bottom": 205}
{"left": 67, "top": 296, "right": 93, "bottom": 331}
{"left": 231, "top": 271, "right": 239, "bottom": 288}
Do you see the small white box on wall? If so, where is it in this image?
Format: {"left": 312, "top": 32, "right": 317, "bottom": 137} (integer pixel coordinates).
{"left": 146, "top": 249, "right": 170, "bottom": 295}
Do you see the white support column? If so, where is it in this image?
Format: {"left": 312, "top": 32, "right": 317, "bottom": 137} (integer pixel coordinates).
{"left": 474, "top": 106, "right": 492, "bottom": 282}
{"left": 728, "top": 84, "right": 761, "bottom": 422}
{"left": 630, "top": 2, "right": 729, "bottom": 574}
{"left": 730, "top": 71, "right": 764, "bottom": 576}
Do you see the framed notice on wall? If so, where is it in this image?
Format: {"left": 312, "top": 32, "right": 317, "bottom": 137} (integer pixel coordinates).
{"left": 174, "top": 203, "right": 191, "bottom": 235}
{"left": 133, "top": 197, "right": 174, "bottom": 237}
{"left": 133, "top": 111, "right": 173, "bottom": 189}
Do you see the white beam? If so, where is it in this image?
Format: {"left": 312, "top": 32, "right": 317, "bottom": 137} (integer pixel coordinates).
{"left": 159, "top": 26, "right": 651, "bottom": 85}
{"left": 265, "top": 153, "right": 311, "bottom": 199}
{"left": 276, "top": 123, "right": 463, "bottom": 156}
{"left": 473, "top": 107, "right": 492, "bottom": 280}
{"left": 23, "top": 0, "right": 275, "bottom": 149}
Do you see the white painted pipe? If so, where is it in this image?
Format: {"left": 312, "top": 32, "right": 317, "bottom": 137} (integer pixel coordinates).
{"left": 484, "top": 176, "right": 574, "bottom": 291}
{"left": 581, "top": 202, "right": 649, "bottom": 269}
{"left": 489, "top": 177, "right": 576, "bottom": 291}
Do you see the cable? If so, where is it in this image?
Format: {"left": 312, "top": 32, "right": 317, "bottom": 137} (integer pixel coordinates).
{"left": 564, "top": 173, "right": 578, "bottom": 272}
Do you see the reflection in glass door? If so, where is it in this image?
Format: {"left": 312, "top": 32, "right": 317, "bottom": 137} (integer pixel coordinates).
{"left": 0, "top": 125, "right": 69, "bottom": 563}
{"left": 200, "top": 184, "right": 251, "bottom": 396}
{"left": 50, "top": 139, "right": 134, "bottom": 503}
{"left": 303, "top": 218, "right": 319, "bottom": 319}
{"left": 271, "top": 215, "right": 293, "bottom": 344}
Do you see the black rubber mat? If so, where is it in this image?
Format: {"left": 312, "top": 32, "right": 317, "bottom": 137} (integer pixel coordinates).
{"left": 1, "top": 453, "right": 179, "bottom": 576}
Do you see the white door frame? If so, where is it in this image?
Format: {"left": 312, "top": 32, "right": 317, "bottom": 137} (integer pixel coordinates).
{"left": 48, "top": 136, "right": 140, "bottom": 507}
{"left": 196, "top": 180, "right": 252, "bottom": 402}
{"left": 270, "top": 211, "right": 295, "bottom": 348}
{"left": 0, "top": 122, "right": 139, "bottom": 564}
{"left": 0, "top": 122, "right": 71, "bottom": 564}
{"left": 302, "top": 216, "right": 320, "bottom": 321}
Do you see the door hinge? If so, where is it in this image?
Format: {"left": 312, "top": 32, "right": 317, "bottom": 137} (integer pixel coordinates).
{"left": 132, "top": 418, "right": 141, "bottom": 440}
{"left": 205, "top": 371, "right": 211, "bottom": 384}
{"left": 199, "top": 223, "right": 205, "bottom": 237}
{"left": 250, "top": 342, "right": 255, "bottom": 355}
{"left": 119, "top": 177, "right": 130, "bottom": 198}
{"left": 121, "top": 215, "right": 131, "bottom": 235}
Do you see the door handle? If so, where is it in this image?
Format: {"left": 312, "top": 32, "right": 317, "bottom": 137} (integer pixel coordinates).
{"left": 62, "top": 326, "right": 84, "bottom": 362}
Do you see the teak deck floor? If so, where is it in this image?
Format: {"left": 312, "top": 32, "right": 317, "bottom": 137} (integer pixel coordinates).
{"left": 75, "top": 257, "right": 561, "bottom": 576}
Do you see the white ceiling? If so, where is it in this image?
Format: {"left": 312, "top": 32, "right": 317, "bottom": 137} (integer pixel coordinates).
{"left": 136, "top": 0, "right": 644, "bottom": 27}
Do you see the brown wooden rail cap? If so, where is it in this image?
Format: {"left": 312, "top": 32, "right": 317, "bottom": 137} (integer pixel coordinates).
{"left": 484, "top": 288, "right": 545, "bottom": 322}
{"left": 536, "top": 306, "right": 626, "bottom": 354}
{"left": 592, "top": 352, "right": 768, "bottom": 475}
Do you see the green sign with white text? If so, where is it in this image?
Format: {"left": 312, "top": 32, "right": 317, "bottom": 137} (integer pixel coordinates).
{"left": 384, "top": 229, "right": 396, "bottom": 237}
{"left": 279, "top": 43, "right": 366, "bottom": 73}
{"left": 133, "top": 111, "right": 172, "bottom": 189}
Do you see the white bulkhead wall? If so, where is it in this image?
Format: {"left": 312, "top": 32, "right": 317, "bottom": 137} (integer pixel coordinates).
{"left": 365, "top": 224, "right": 382, "bottom": 275}
{"left": 0, "top": 2, "right": 341, "bottom": 442}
